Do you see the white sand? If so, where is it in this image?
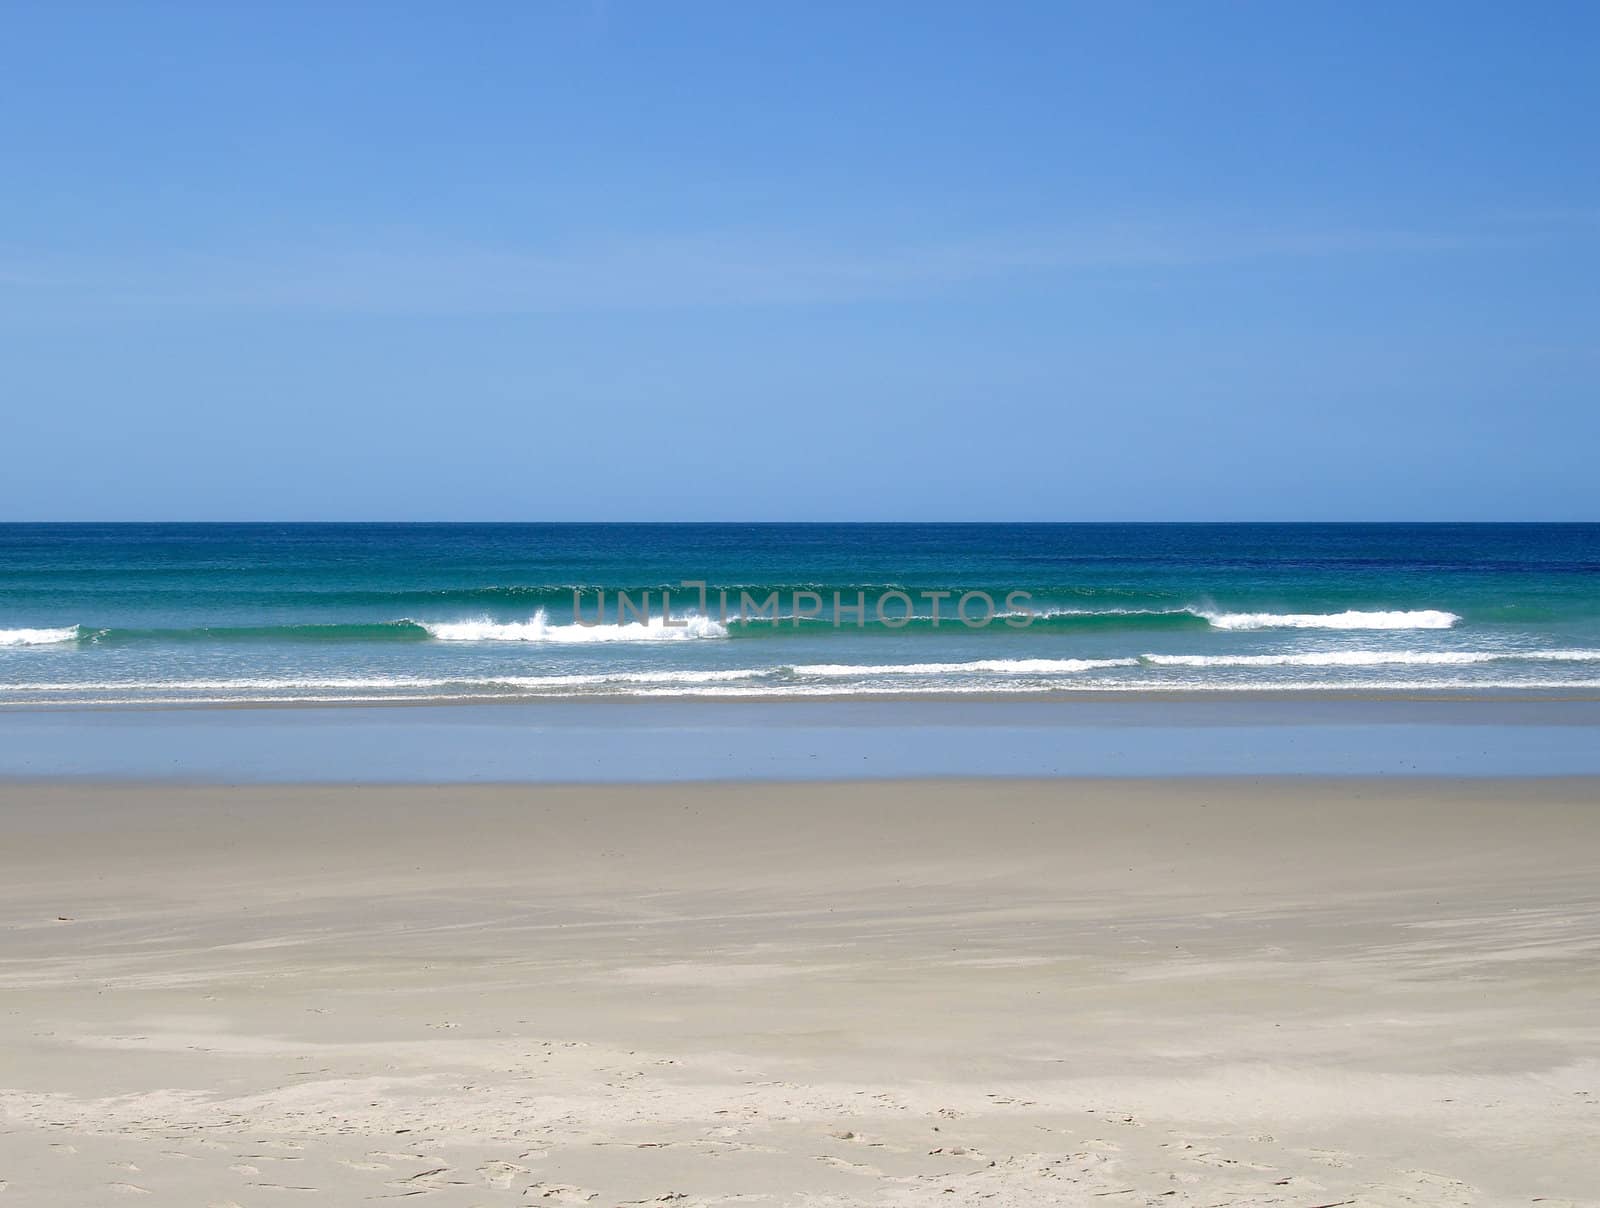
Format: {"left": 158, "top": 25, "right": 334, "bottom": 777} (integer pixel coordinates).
{"left": 1, "top": 778, "right": 1597, "bottom": 1206}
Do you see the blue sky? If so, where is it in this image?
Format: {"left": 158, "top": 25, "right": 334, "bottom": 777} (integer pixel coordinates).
{"left": 2, "top": 2, "right": 1596, "bottom": 520}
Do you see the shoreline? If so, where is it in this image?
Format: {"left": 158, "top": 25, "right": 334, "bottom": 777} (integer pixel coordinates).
{"left": 3, "top": 695, "right": 1600, "bottom": 782}
{"left": 3, "top": 776, "right": 1596, "bottom": 1205}
{"left": 6, "top": 683, "right": 1600, "bottom": 713}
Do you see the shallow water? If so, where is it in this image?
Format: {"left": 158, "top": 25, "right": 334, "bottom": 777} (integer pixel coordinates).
{"left": 4, "top": 697, "right": 1599, "bottom": 782}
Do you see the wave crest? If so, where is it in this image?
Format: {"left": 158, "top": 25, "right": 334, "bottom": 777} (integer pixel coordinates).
{"left": 1142, "top": 649, "right": 1600, "bottom": 668}
{"left": 0, "top": 626, "right": 81, "bottom": 647}
{"left": 788, "top": 658, "right": 1139, "bottom": 677}
{"left": 420, "top": 609, "right": 727, "bottom": 643}
{"left": 1201, "top": 609, "right": 1460, "bottom": 631}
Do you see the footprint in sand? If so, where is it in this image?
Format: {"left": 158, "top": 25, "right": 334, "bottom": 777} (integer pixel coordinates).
{"left": 478, "top": 1160, "right": 533, "bottom": 1188}
{"left": 1396, "top": 1169, "right": 1477, "bottom": 1198}
{"left": 816, "top": 1155, "right": 881, "bottom": 1175}
{"left": 1184, "top": 1150, "right": 1275, "bottom": 1171}
{"left": 385, "top": 1166, "right": 453, "bottom": 1191}
{"left": 1304, "top": 1147, "right": 1351, "bottom": 1168}
{"left": 1266, "top": 1175, "right": 1327, "bottom": 1192}
{"left": 828, "top": 1128, "right": 883, "bottom": 1147}
{"left": 524, "top": 1183, "right": 598, "bottom": 1203}
{"left": 106, "top": 1184, "right": 150, "bottom": 1196}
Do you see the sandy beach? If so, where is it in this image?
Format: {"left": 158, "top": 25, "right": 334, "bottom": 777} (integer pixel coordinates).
{"left": 2, "top": 777, "right": 1597, "bottom": 1206}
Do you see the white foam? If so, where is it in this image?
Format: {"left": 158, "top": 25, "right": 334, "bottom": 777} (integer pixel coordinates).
{"left": 1144, "top": 651, "right": 1486, "bottom": 668}
{"left": 492, "top": 668, "right": 761, "bottom": 686}
{"left": 420, "top": 609, "right": 727, "bottom": 643}
{"left": 789, "top": 658, "right": 1140, "bottom": 677}
{"left": 601, "top": 677, "right": 1600, "bottom": 697}
{"left": 1, "top": 668, "right": 767, "bottom": 693}
{"left": 1143, "top": 649, "right": 1600, "bottom": 668}
{"left": 1094, "top": 678, "right": 1600, "bottom": 693}
{"left": 0, "top": 626, "right": 80, "bottom": 647}
{"left": 1029, "top": 607, "right": 1199, "bottom": 618}
{"left": 7, "top": 674, "right": 1600, "bottom": 705}
{"left": 1201, "top": 609, "right": 1459, "bottom": 630}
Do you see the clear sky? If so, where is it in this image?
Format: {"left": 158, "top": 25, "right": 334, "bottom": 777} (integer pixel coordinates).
{"left": 2, "top": 2, "right": 1596, "bottom": 520}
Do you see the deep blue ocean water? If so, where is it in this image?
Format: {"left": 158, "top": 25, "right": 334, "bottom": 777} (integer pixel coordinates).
{"left": 2, "top": 523, "right": 1598, "bottom": 706}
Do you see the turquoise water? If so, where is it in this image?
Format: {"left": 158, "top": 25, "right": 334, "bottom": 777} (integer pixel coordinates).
{"left": 2, "top": 523, "right": 1598, "bottom": 705}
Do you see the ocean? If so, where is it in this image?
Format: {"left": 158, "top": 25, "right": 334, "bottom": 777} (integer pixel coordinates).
{"left": 2, "top": 523, "right": 1598, "bottom": 707}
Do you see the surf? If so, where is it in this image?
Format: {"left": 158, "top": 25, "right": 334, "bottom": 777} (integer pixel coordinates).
{"left": 420, "top": 609, "right": 728, "bottom": 642}
{"left": 0, "top": 626, "right": 82, "bottom": 646}
{"left": 1199, "top": 609, "right": 1460, "bottom": 630}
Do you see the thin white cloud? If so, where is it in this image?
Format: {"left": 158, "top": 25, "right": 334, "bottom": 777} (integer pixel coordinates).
{"left": 0, "top": 211, "right": 1589, "bottom": 314}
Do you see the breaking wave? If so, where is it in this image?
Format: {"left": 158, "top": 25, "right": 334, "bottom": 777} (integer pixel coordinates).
{"left": 0, "top": 626, "right": 81, "bottom": 647}
{"left": 420, "top": 610, "right": 727, "bottom": 642}
{"left": 787, "top": 658, "right": 1139, "bottom": 677}
{"left": 0, "top": 608, "right": 1468, "bottom": 648}
{"left": 1142, "top": 649, "right": 1600, "bottom": 668}
{"left": 1200, "top": 609, "right": 1460, "bottom": 630}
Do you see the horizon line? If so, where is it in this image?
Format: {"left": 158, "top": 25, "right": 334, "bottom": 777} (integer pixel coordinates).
{"left": 3, "top": 519, "right": 1597, "bottom": 527}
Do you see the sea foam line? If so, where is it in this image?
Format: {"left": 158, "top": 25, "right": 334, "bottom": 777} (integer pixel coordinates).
{"left": 0, "top": 608, "right": 1466, "bottom": 647}
{"left": 10, "top": 681, "right": 1600, "bottom": 707}
{"left": 0, "top": 626, "right": 81, "bottom": 647}
{"left": 9, "top": 650, "right": 1600, "bottom": 695}
{"left": 2, "top": 668, "right": 767, "bottom": 693}
{"left": 788, "top": 658, "right": 1139, "bottom": 677}
{"left": 1142, "top": 649, "right": 1600, "bottom": 668}
{"left": 1200, "top": 609, "right": 1460, "bottom": 630}
{"left": 419, "top": 609, "right": 727, "bottom": 642}
{"left": 408, "top": 606, "right": 1464, "bottom": 637}
{"left": 9, "top": 674, "right": 1600, "bottom": 705}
